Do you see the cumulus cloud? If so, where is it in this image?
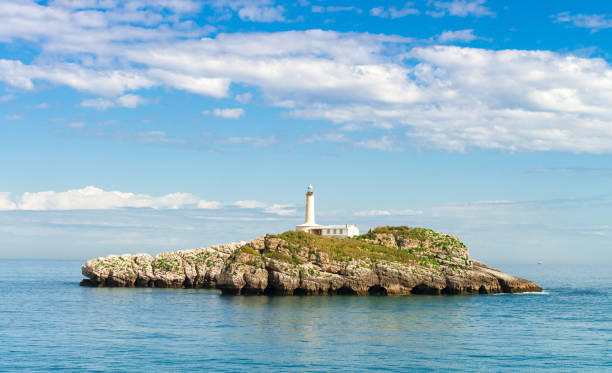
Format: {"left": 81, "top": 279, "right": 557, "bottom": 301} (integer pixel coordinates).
{"left": 355, "top": 136, "right": 400, "bottom": 152}
{"left": 313, "top": 6, "right": 362, "bottom": 14}
{"left": 197, "top": 200, "right": 224, "bottom": 209}
{"left": 81, "top": 98, "right": 111, "bottom": 110}
{"left": 0, "top": 186, "right": 295, "bottom": 215}
{"left": 233, "top": 200, "right": 267, "bottom": 209}
{"left": 370, "top": 3, "right": 419, "bottom": 18}
{"left": 428, "top": 0, "right": 494, "bottom": 18}
{"left": 148, "top": 69, "right": 230, "bottom": 97}
{"left": 116, "top": 93, "right": 147, "bottom": 108}
{"left": 0, "top": 59, "right": 155, "bottom": 96}
{"left": 0, "top": 0, "right": 203, "bottom": 50}
{"left": 238, "top": 5, "right": 285, "bottom": 22}
{"left": 264, "top": 204, "right": 296, "bottom": 216}
{"left": 552, "top": 12, "right": 612, "bottom": 32}
{"left": 289, "top": 45, "right": 612, "bottom": 153}
{"left": 3, "top": 1, "right": 612, "bottom": 153}
{"left": 302, "top": 133, "right": 348, "bottom": 144}
{"left": 213, "top": 108, "right": 245, "bottom": 119}
{"left": 235, "top": 92, "right": 252, "bottom": 104}
{"left": 211, "top": 0, "right": 285, "bottom": 22}
{"left": 437, "top": 29, "right": 477, "bottom": 43}
{"left": 0, "top": 193, "right": 17, "bottom": 210}
{"left": 233, "top": 200, "right": 295, "bottom": 215}
{"left": 0, "top": 186, "right": 198, "bottom": 210}
{"left": 81, "top": 94, "right": 147, "bottom": 110}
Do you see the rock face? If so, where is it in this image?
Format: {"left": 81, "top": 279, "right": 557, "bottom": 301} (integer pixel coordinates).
{"left": 80, "top": 241, "right": 244, "bottom": 288}
{"left": 81, "top": 226, "right": 542, "bottom": 295}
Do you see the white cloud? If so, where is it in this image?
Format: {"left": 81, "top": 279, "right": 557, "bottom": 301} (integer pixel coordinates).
{"left": 289, "top": 45, "right": 612, "bottom": 153}
{"left": 552, "top": 12, "right": 612, "bottom": 32}
{"left": 81, "top": 94, "right": 147, "bottom": 110}
{"left": 50, "top": 0, "right": 201, "bottom": 13}
{"left": 0, "top": 59, "right": 155, "bottom": 96}
{"left": 428, "top": 0, "right": 494, "bottom": 18}
{"left": 233, "top": 200, "right": 295, "bottom": 215}
{"left": 148, "top": 69, "right": 230, "bottom": 97}
{"left": 235, "top": 92, "right": 252, "bottom": 104}
{"left": 370, "top": 3, "right": 419, "bottom": 18}
{"left": 116, "top": 93, "right": 147, "bottom": 108}
{"left": 213, "top": 108, "right": 245, "bottom": 119}
{"left": 0, "top": 193, "right": 17, "bottom": 210}
{"left": 264, "top": 204, "right": 296, "bottom": 216}
{"left": 0, "top": 186, "right": 197, "bottom": 210}
{"left": 233, "top": 200, "right": 267, "bottom": 209}
{"left": 370, "top": 7, "right": 386, "bottom": 17}
{"left": 81, "top": 98, "right": 114, "bottom": 110}
{"left": 4, "top": 2, "right": 612, "bottom": 153}
{"left": 312, "top": 6, "right": 362, "bottom": 14}
{"left": 197, "top": 200, "right": 224, "bottom": 209}
{"left": 355, "top": 136, "right": 399, "bottom": 152}
{"left": 238, "top": 5, "right": 285, "bottom": 22}
{"left": 302, "top": 133, "right": 348, "bottom": 144}
{"left": 0, "top": 186, "right": 289, "bottom": 213}
{"left": 0, "top": 0, "right": 203, "bottom": 50}
{"left": 437, "top": 29, "right": 477, "bottom": 43}
{"left": 211, "top": 0, "right": 285, "bottom": 22}
{"left": 390, "top": 3, "right": 420, "bottom": 18}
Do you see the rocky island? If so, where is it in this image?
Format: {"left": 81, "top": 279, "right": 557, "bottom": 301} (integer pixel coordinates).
{"left": 81, "top": 226, "right": 541, "bottom": 295}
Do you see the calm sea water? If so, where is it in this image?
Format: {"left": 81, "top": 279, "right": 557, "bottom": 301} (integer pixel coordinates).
{"left": 0, "top": 260, "right": 610, "bottom": 372}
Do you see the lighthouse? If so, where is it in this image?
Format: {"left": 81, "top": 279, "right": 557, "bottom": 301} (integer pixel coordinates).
{"left": 296, "top": 184, "right": 319, "bottom": 232}
{"left": 305, "top": 184, "right": 315, "bottom": 225}
{"left": 295, "top": 185, "right": 359, "bottom": 238}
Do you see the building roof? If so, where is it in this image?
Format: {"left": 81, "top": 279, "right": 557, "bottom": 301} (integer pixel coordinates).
{"left": 296, "top": 223, "right": 321, "bottom": 228}
{"left": 316, "top": 224, "right": 358, "bottom": 229}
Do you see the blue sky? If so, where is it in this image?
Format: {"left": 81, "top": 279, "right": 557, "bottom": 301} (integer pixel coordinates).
{"left": 1, "top": 0, "right": 611, "bottom": 263}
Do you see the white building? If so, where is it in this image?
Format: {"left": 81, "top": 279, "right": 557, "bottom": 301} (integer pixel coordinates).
{"left": 296, "top": 185, "right": 359, "bottom": 238}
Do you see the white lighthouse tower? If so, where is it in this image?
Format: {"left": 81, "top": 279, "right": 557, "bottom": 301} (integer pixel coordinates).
{"left": 295, "top": 185, "right": 359, "bottom": 238}
{"left": 296, "top": 184, "right": 320, "bottom": 232}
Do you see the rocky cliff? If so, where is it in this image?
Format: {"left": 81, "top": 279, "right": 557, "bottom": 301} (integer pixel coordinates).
{"left": 80, "top": 226, "right": 541, "bottom": 295}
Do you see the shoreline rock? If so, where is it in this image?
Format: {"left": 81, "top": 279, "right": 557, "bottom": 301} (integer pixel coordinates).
{"left": 80, "top": 226, "right": 542, "bottom": 295}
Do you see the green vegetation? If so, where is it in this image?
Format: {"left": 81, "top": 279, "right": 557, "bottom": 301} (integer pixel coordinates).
{"left": 195, "top": 250, "right": 212, "bottom": 264}
{"left": 267, "top": 231, "right": 440, "bottom": 267}
{"left": 263, "top": 251, "right": 303, "bottom": 266}
{"left": 95, "top": 256, "right": 135, "bottom": 272}
{"left": 238, "top": 245, "right": 261, "bottom": 256}
{"left": 357, "top": 226, "right": 465, "bottom": 248}
{"left": 153, "top": 256, "right": 182, "bottom": 272}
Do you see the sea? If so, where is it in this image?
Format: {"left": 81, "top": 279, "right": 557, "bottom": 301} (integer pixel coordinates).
{"left": 0, "top": 260, "right": 610, "bottom": 372}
